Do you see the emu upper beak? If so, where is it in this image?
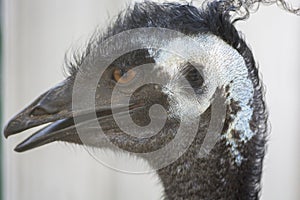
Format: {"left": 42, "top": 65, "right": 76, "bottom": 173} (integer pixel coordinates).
{"left": 3, "top": 78, "right": 136, "bottom": 152}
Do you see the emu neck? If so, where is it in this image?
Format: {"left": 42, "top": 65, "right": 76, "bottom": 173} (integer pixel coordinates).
{"left": 157, "top": 141, "right": 256, "bottom": 200}
{"left": 156, "top": 109, "right": 261, "bottom": 200}
{"left": 157, "top": 143, "right": 225, "bottom": 199}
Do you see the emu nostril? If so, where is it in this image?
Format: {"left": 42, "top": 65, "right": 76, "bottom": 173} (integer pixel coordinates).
{"left": 30, "top": 107, "right": 49, "bottom": 116}
{"left": 30, "top": 105, "right": 58, "bottom": 116}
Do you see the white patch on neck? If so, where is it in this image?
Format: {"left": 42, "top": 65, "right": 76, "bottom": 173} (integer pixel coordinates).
{"left": 149, "top": 34, "right": 255, "bottom": 165}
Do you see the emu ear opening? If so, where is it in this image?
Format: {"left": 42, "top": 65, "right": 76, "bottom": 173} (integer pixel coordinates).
{"left": 183, "top": 63, "right": 204, "bottom": 91}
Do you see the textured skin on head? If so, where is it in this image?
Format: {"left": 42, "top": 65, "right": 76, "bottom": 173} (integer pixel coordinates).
{"left": 65, "top": 1, "right": 267, "bottom": 199}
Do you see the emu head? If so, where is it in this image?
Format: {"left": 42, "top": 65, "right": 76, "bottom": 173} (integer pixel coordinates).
{"left": 3, "top": 1, "right": 273, "bottom": 198}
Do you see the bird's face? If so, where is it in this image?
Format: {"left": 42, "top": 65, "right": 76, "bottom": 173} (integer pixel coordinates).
{"left": 4, "top": 33, "right": 253, "bottom": 165}
{"left": 3, "top": 48, "right": 168, "bottom": 151}
{"left": 4, "top": 1, "right": 266, "bottom": 168}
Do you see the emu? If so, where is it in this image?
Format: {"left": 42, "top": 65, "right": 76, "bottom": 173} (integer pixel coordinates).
{"left": 6, "top": 0, "right": 293, "bottom": 199}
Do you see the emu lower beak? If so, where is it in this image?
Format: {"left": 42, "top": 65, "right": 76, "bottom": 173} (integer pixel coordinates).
{"left": 3, "top": 79, "right": 132, "bottom": 152}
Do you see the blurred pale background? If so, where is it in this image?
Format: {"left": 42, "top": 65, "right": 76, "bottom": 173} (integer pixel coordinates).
{"left": 2, "top": 0, "right": 300, "bottom": 199}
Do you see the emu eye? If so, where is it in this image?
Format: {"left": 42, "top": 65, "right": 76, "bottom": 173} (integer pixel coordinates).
{"left": 113, "top": 68, "right": 136, "bottom": 84}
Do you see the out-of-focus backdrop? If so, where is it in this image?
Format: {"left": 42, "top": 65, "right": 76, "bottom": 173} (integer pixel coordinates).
{"left": 2, "top": 0, "right": 300, "bottom": 199}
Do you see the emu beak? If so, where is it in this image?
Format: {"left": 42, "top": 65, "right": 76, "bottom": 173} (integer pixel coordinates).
{"left": 3, "top": 77, "right": 135, "bottom": 152}
{"left": 4, "top": 78, "right": 144, "bottom": 152}
{"left": 3, "top": 79, "right": 79, "bottom": 152}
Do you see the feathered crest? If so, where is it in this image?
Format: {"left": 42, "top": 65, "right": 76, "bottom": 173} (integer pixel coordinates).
{"left": 63, "top": 0, "right": 299, "bottom": 76}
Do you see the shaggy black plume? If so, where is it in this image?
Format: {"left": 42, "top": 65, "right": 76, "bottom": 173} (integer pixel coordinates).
{"left": 64, "top": 0, "right": 299, "bottom": 76}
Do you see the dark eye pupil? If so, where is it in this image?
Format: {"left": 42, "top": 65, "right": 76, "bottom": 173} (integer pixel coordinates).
{"left": 121, "top": 70, "right": 128, "bottom": 77}
{"left": 120, "top": 69, "right": 126, "bottom": 76}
